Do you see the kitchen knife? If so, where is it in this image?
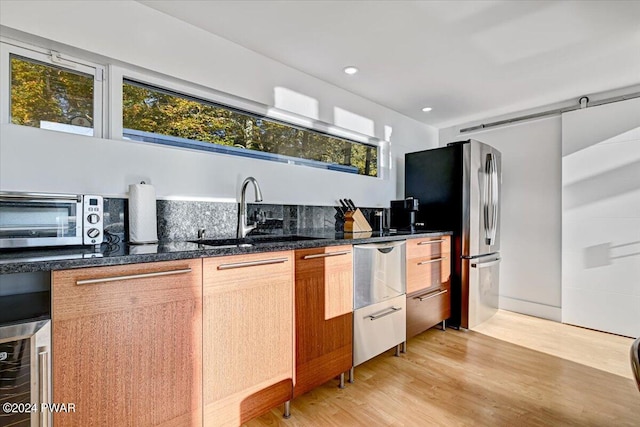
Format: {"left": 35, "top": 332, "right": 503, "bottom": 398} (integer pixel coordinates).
{"left": 347, "top": 199, "right": 357, "bottom": 210}
{"left": 339, "top": 199, "right": 351, "bottom": 212}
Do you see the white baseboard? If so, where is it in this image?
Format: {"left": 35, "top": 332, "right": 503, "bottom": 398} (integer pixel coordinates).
{"left": 499, "top": 296, "right": 561, "bottom": 322}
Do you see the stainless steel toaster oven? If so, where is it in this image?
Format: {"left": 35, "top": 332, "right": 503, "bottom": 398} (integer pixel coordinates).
{"left": 0, "top": 192, "right": 103, "bottom": 249}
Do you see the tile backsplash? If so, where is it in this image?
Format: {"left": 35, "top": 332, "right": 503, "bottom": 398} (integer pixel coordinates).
{"left": 102, "top": 198, "right": 381, "bottom": 242}
{"left": 247, "top": 204, "right": 344, "bottom": 234}
{"left": 157, "top": 200, "right": 237, "bottom": 241}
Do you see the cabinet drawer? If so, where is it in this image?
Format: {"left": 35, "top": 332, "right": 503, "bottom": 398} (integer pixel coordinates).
{"left": 296, "top": 245, "right": 353, "bottom": 320}
{"left": 205, "top": 250, "right": 294, "bottom": 288}
{"left": 353, "top": 240, "right": 406, "bottom": 309}
{"left": 406, "top": 286, "right": 450, "bottom": 338}
{"left": 353, "top": 295, "right": 406, "bottom": 366}
{"left": 53, "top": 259, "right": 202, "bottom": 320}
{"left": 406, "top": 236, "right": 450, "bottom": 261}
{"left": 407, "top": 253, "right": 451, "bottom": 294}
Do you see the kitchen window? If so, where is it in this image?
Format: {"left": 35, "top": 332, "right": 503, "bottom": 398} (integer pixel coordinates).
{"left": 1, "top": 41, "right": 104, "bottom": 137}
{"left": 122, "top": 79, "right": 378, "bottom": 176}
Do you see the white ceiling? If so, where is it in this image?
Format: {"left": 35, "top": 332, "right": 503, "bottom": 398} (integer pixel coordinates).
{"left": 139, "top": 1, "right": 640, "bottom": 128}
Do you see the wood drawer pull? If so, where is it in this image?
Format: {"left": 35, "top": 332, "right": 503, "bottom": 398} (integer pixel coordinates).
{"left": 76, "top": 268, "right": 193, "bottom": 285}
{"left": 217, "top": 257, "right": 288, "bottom": 270}
{"left": 303, "top": 250, "right": 351, "bottom": 260}
{"left": 417, "top": 239, "right": 445, "bottom": 245}
{"left": 417, "top": 256, "right": 448, "bottom": 265}
{"left": 366, "top": 306, "right": 402, "bottom": 320}
{"left": 416, "top": 289, "right": 448, "bottom": 301}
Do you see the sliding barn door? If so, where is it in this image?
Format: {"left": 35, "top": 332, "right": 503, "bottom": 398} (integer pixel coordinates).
{"left": 562, "top": 98, "right": 640, "bottom": 338}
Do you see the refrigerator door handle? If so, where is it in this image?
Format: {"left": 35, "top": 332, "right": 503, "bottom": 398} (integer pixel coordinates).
{"left": 489, "top": 154, "right": 498, "bottom": 245}
{"left": 471, "top": 257, "right": 501, "bottom": 268}
{"left": 484, "top": 153, "right": 499, "bottom": 245}
{"left": 483, "top": 153, "right": 493, "bottom": 245}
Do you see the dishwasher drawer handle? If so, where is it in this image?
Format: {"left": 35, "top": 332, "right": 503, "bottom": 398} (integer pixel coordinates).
{"left": 76, "top": 268, "right": 192, "bottom": 285}
{"left": 354, "top": 240, "right": 406, "bottom": 250}
{"left": 471, "top": 258, "right": 501, "bottom": 269}
{"left": 217, "top": 257, "right": 288, "bottom": 270}
{"left": 303, "top": 250, "right": 351, "bottom": 260}
{"left": 366, "top": 306, "right": 402, "bottom": 320}
{"left": 416, "top": 289, "right": 448, "bottom": 301}
{"left": 417, "top": 256, "right": 448, "bottom": 265}
{"left": 417, "top": 239, "right": 445, "bottom": 245}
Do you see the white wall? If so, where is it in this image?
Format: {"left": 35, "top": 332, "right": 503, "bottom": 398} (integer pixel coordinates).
{"left": 1, "top": 124, "right": 399, "bottom": 206}
{"left": 0, "top": 1, "right": 437, "bottom": 206}
{"left": 440, "top": 117, "right": 563, "bottom": 321}
{"left": 562, "top": 98, "right": 640, "bottom": 338}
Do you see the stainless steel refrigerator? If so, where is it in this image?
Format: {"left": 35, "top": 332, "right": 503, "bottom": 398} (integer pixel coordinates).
{"left": 405, "top": 139, "right": 501, "bottom": 329}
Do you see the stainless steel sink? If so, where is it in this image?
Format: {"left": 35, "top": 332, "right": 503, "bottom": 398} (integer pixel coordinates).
{"left": 190, "top": 234, "right": 322, "bottom": 248}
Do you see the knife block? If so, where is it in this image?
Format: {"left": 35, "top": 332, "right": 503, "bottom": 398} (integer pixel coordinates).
{"left": 344, "top": 209, "right": 372, "bottom": 233}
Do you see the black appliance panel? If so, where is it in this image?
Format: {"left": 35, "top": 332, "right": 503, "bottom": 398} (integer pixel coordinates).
{"left": 405, "top": 144, "right": 463, "bottom": 232}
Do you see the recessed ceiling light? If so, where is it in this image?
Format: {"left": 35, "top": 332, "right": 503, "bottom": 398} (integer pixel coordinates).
{"left": 421, "top": 107, "right": 433, "bottom": 112}
{"left": 343, "top": 66, "right": 359, "bottom": 75}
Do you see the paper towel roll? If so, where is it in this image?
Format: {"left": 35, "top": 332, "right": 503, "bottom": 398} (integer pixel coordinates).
{"left": 129, "top": 244, "right": 159, "bottom": 255}
{"left": 128, "top": 183, "right": 158, "bottom": 244}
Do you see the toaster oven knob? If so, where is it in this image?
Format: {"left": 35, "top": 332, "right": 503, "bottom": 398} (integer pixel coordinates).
{"left": 87, "top": 228, "right": 101, "bottom": 238}
{"left": 87, "top": 213, "right": 100, "bottom": 224}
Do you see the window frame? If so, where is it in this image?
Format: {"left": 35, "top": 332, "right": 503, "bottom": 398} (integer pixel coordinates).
{"left": 0, "top": 36, "right": 390, "bottom": 179}
{"left": 112, "top": 66, "right": 384, "bottom": 178}
{"left": 0, "top": 38, "right": 106, "bottom": 138}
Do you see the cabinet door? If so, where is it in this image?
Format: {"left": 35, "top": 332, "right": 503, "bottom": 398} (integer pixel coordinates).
{"left": 294, "top": 246, "right": 353, "bottom": 397}
{"left": 406, "top": 236, "right": 451, "bottom": 294}
{"left": 203, "top": 251, "right": 294, "bottom": 427}
{"left": 52, "top": 259, "right": 203, "bottom": 427}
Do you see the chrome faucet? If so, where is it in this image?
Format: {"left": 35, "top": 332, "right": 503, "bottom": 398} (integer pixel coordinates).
{"left": 238, "top": 177, "right": 263, "bottom": 238}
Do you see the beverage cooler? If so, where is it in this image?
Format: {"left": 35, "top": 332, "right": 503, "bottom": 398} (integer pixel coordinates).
{"left": 0, "top": 319, "right": 51, "bottom": 427}
{"left": 0, "top": 272, "right": 52, "bottom": 427}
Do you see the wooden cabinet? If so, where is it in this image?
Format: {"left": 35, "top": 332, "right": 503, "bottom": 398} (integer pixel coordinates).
{"left": 294, "top": 245, "right": 353, "bottom": 398}
{"left": 48, "top": 236, "right": 451, "bottom": 425}
{"left": 406, "top": 236, "right": 451, "bottom": 295}
{"left": 405, "top": 236, "right": 451, "bottom": 338}
{"left": 52, "top": 259, "right": 203, "bottom": 427}
{"left": 203, "top": 251, "right": 294, "bottom": 426}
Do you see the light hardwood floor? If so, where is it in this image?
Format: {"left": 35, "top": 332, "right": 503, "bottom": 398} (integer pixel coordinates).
{"left": 473, "top": 310, "right": 635, "bottom": 380}
{"left": 245, "top": 310, "right": 639, "bottom": 426}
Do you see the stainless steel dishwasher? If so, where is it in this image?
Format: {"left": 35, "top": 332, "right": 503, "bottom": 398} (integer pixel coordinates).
{"left": 352, "top": 240, "right": 406, "bottom": 372}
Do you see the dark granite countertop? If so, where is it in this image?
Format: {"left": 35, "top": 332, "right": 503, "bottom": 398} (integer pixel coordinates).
{"left": 0, "top": 229, "right": 452, "bottom": 274}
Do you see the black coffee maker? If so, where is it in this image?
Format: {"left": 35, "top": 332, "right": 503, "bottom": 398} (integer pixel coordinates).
{"left": 390, "top": 197, "right": 420, "bottom": 232}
